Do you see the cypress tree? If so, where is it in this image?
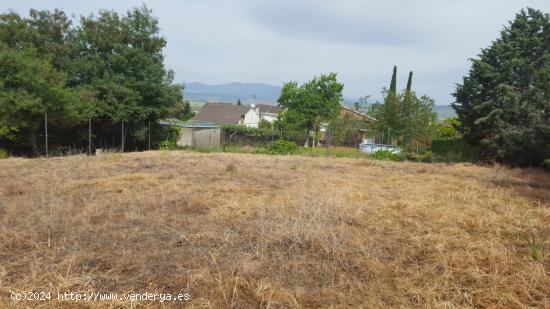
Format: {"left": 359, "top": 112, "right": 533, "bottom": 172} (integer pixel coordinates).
{"left": 382, "top": 66, "right": 399, "bottom": 144}
{"left": 401, "top": 71, "right": 414, "bottom": 144}
{"left": 389, "top": 65, "right": 397, "bottom": 95}
{"left": 405, "top": 71, "right": 413, "bottom": 94}
{"left": 370, "top": 67, "right": 437, "bottom": 148}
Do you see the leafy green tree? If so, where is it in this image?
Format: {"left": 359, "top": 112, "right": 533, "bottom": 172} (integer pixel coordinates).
{"left": 328, "top": 114, "right": 366, "bottom": 146}
{"left": 258, "top": 119, "right": 272, "bottom": 130}
{"left": 382, "top": 66, "right": 401, "bottom": 138}
{"left": 27, "top": 9, "right": 77, "bottom": 75}
{"left": 369, "top": 67, "right": 437, "bottom": 147}
{"left": 71, "top": 6, "right": 182, "bottom": 150}
{"left": 273, "top": 109, "right": 309, "bottom": 144}
{"left": 453, "top": 8, "right": 549, "bottom": 166}
{"left": 277, "top": 73, "right": 343, "bottom": 147}
{"left": 0, "top": 48, "right": 85, "bottom": 154}
{"left": 0, "top": 6, "right": 183, "bottom": 155}
{"left": 167, "top": 100, "right": 193, "bottom": 121}
{"left": 435, "top": 118, "right": 461, "bottom": 138}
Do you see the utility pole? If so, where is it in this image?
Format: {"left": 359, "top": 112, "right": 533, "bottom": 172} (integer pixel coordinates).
{"left": 44, "top": 112, "right": 48, "bottom": 158}
{"left": 121, "top": 120, "right": 125, "bottom": 153}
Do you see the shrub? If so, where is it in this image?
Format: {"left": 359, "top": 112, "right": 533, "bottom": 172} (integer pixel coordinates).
{"left": 419, "top": 151, "right": 433, "bottom": 163}
{"left": 266, "top": 140, "right": 298, "bottom": 155}
{"left": 0, "top": 148, "right": 7, "bottom": 159}
{"left": 403, "top": 151, "right": 431, "bottom": 163}
{"left": 157, "top": 125, "right": 181, "bottom": 150}
{"left": 371, "top": 149, "right": 401, "bottom": 161}
{"left": 158, "top": 140, "right": 178, "bottom": 151}
{"left": 543, "top": 159, "right": 550, "bottom": 171}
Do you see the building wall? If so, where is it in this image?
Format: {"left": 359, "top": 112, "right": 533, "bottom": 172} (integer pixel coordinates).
{"left": 243, "top": 108, "right": 260, "bottom": 128}
{"left": 177, "top": 128, "right": 221, "bottom": 147}
{"left": 178, "top": 128, "right": 194, "bottom": 146}
{"left": 261, "top": 113, "right": 278, "bottom": 123}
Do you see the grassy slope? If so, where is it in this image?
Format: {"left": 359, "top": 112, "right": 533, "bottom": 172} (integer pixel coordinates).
{"left": 0, "top": 151, "right": 549, "bottom": 307}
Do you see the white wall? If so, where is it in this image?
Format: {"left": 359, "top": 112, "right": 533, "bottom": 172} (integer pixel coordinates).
{"left": 261, "top": 113, "right": 278, "bottom": 123}
{"left": 244, "top": 108, "right": 260, "bottom": 128}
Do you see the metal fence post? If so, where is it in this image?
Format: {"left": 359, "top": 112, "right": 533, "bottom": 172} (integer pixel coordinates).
{"left": 121, "top": 120, "right": 125, "bottom": 153}
{"left": 88, "top": 117, "right": 92, "bottom": 156}
{"left": 44, "top": 112, "right": 48, "bottom": 158}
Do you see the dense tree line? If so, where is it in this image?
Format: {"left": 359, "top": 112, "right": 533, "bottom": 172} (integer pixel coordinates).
{"left": 453, "top": 8, "right": 549, "bottom": 166}
{"left": 0, "top": 6, "right": 184, "bottom": 155}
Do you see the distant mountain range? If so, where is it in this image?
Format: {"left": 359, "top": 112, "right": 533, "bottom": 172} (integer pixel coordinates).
{"left": 184, "top": 82, "right": 282, "bottom": 104}
{"left": 432, "top": 105, "right": 457, "bottom": 120}
{"left": 184, "top": 82, "right": 456, "bottom": 120}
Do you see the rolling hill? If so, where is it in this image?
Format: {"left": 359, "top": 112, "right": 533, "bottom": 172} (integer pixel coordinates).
{"left": 184, "top": 82, "right": 282, "bottom": 104}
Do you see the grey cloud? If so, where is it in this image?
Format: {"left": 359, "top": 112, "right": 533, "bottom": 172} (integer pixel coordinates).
{"left": 3, "top": 0, "right": 550, "bottom": 104}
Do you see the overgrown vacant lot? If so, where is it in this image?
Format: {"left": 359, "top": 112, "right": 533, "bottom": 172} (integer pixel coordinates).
{"left": 0, "top": 151, "right": 549, "bottom": 308}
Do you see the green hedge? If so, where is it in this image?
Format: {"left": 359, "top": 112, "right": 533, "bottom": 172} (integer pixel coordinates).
{"left": 222, "top": 125, "right": 281, "bottom": 146}
{"left": 264, "top": 140, "right": 298, "bottom": 155}
{"left": 431, "top": 138, "right": 480, "bottom": 162}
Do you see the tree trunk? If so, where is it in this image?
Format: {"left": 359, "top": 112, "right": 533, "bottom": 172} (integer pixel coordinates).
{"left": 312, "top": 124, "right": 320, "bottom": 148}
{"left": 29, "top": 130, "right": 39, "bottom": 156}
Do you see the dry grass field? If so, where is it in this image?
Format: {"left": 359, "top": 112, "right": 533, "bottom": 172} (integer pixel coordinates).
{"left": 0, "top": 151, "right": 549, "bottom": 308}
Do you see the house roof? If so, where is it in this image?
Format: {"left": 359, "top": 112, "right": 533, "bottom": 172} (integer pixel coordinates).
{"left": 257, "top": 104, "right": 280, "bottom": 114}
{"left": 193, "top": 103, "right": 250, "bottom": 124}
{"left": 192, "top": 102, "right": 281, "bottom": 124}
{"left": 341, "top": 106, "right": 377, "bottom": 122}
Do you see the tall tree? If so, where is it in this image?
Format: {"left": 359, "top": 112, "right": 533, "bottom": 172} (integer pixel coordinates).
{"left": 0, "top": 48, "right": 85, "bottom": 154}
{"left": 277, "top": 73, "right": 343, "bottom": 147}
{"left": 0, "top": 6, "right": 183, "bottom": 155}
{"left": 389, "top": 65, "right": 397, "bottom": 95}
{"left": 73, "top": 5, "right": 182, "bottom": 149}
{"left": 369, "top": 67, "right": 436, "bottom": 146}
{"left": 0, "top": 11, "right": 85, "bottom": 154}
{"left": 453, "top": 8, "right": 549, "bottom": 166}
{"left": 374, "top": 66, "right": 401, "bottom": 144}
{"left": 405, "top": 71, "right": 413, "bottom": 94}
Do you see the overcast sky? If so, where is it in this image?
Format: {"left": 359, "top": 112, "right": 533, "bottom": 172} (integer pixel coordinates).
{"left": 4, "top": 1, "right": 550, "bottom": 104}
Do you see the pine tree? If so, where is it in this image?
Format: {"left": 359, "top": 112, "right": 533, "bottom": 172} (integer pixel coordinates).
{"left": 453, "top": 8, "right": 549, "bottom": 166}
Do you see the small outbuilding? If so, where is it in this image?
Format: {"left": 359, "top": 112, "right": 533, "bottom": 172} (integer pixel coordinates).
{"left": 159, "top": 119, "right": 221, "bottom": 147}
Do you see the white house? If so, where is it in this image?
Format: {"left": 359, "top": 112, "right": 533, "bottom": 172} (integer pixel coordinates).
{"left": 193, "top": 102, "right": 280, "bottom": 128}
